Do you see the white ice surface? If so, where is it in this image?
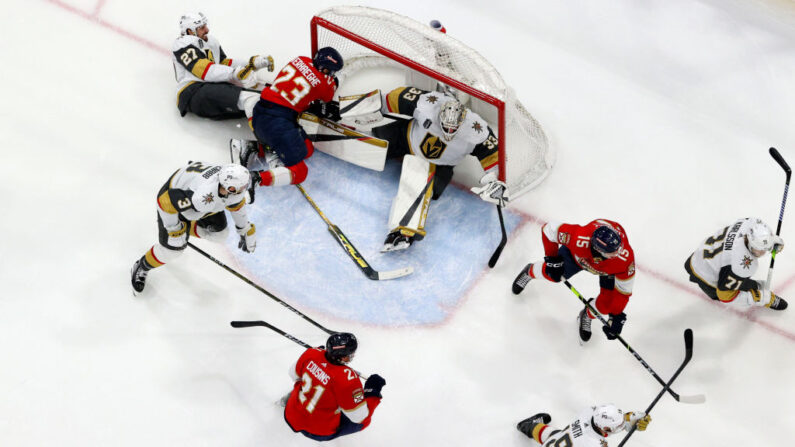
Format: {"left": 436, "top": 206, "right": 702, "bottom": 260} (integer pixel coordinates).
{"left": 2, "top": 0, "right": 795, "bottom": 446}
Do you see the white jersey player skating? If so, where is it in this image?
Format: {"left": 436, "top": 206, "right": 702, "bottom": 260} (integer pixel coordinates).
{"left": 172, "top": 12, "right": 274, "bottom": 121}
{"left": 517, "top": 404, "right": 651, "bottom": 446}
{"left": 370, "top": 86, "right": 507, "bottom": 251}
{"left": 129, "top": 162, "right": 257, "bottom": 293}
{"left": 685, "top": 217, "right": 787, "bottom": 310}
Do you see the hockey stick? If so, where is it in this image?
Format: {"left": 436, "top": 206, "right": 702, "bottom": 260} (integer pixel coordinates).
{"left": 187, "top": 242, "right": 337, "bottom": 334}
{"left": 487, "top": 204, "right": 507, "bottom": 268}
{"left": 563, "top": 280, "right": 705, "bottom": 404}
{"left": 617, "top": 329, "right": 695, "bottom": 447}
{"left": 398, "top": 171, "right": 435, "bottom": 227}
{"left": 764, "top": 147, "right": 791, "bottom": 297}
{"left": 230, "top": 320, "right": 368, "bottom": 378}
{"left": 231, "top": 320, "right": 313, "bottom": 348}
{"left": 300, "top": 113, "right": 388, "bottom": 148}
{"left": 295, "top": 184, "right": 413, "bottom": 280}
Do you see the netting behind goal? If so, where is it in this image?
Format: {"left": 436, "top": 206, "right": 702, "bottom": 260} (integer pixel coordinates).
{"left": 310, "top": 6, "right": 554, "bottom": 199}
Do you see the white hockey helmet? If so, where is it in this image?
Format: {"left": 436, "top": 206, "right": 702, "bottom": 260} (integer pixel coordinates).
{"left": 218, "top": 164, "right": 250, "bottom": 195}
{"left": 439, "top": 100, "right": 466, "bottom": 141}
{"left": 179, "top": 11, "right": 207, "bottom": 36}
{"left": 591, "top": 404, "right": 625, "bottom": 437}
{"left": 746, "top": 219, "right": 774, "bottom": 256}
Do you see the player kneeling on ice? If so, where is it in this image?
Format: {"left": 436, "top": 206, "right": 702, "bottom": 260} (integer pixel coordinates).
{"left": 130, "top": 162, "right": 257, "bottom": 293}
{"left": 368, "top": 87, "right": 505, "bottom": 252}
{"left": 512, "top": 219, "right": 635, "bottom": 344}
{"left": 230, "top": 47, "right": 344, "bottom": 193}
{"left": 172, "top": 12, "right": 274, "bottom": 121}
{"left": 685, "top": 217, "right": 787, "bottom": 311}
{"left": 517, "top": 404, "right": 651, "bottom": 446}
{"left": 281, "top": 332, "right": 385, "bottom": 442}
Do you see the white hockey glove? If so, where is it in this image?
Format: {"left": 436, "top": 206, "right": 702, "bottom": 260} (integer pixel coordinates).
{"left": 249, "top": 54, "right": 274, "bottom": 72}
{"left": 237, "top": 222, "right": 256, "bottom": 253}
{"left": 772, "top": 235, "right": 785, "bottom": 254}
{"left": 232, "top": 64, "right": 258, "bottom": 89}
{"left": 470, "top": 172, "right": 508, "bottom": 207}
{"left": 624, "top": 411, "right": 651, "bottom": 431}
{"left": 166, "top": 222, "right": 188, "bottom": 248}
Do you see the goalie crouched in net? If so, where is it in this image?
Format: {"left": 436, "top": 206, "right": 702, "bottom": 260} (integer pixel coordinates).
{"left": 371, "top": 87, "right": 506, "bottom": 252}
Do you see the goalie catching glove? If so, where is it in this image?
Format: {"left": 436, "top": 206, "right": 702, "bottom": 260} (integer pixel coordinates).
{"left": 236, "top": 222, "right": 256, "bottom": 253}
{"left": 471, "top": 172, "right": 508, "bottom": 207}
{"left": 249, "top": 54, "right": 274, "bottom": 72}
{"left": 307, "top": 100, "right": 341, "bottom": 122}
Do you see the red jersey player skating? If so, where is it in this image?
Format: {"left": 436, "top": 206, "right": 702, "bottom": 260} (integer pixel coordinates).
{"left": 237, "top": 47, "right": 343, "bottom": 191}
{"left": 282, "top": 332, "right": 385, "bottom": 442}
{"left": 512, "top": 219, "right": 635, "bottom": 343}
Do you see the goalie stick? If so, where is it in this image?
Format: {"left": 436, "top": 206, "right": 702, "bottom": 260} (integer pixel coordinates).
{"left": 296, "top": 184, "right": 413, "bottom": 280}
{"left": 617, "top": 329, "right": 695, "bottom": 447}
{"left": 187, "top": 242, "right": 338, "bottom": 334}
{"left": 230, "top": 320, "right": 367, "bottom": 378}
{"left": 564, "top": 280, "right": 706, "bottom": 404}
{"left": 764, "top": 147, "right": 791, "bottom": 298}
{"left": 487, "top": 204, "right": 507, "bottom": 268}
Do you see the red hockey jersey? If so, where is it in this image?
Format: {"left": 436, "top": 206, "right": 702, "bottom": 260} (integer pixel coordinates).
{"left": 284, "top": 348, "right": 380, "bottom": 436}
{"left": 542, "top": 219, "right": 635, "bottom": 314}
{"left": 260, "top": 56, "right": 336, "bottom": 112}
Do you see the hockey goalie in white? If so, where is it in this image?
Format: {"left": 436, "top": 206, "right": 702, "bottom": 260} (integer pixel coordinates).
{"left": 685, "top": 217, "right": 787, "bottom": 310}
{"left": 367, "top": 87, "right": 507, "bottom": 252}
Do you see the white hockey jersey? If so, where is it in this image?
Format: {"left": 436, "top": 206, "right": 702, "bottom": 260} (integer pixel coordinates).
{"left": 541, "top": 408, "right": 607, "bottom": 447}
{"left": 687, "top": 218, "right": 763, "bottom": 302}
{"left": 171, "top": 34, "right": 242, "bottom": 94}
{"left": 383, "top": 87, "right": 499, "bottom": 170}
{"left": 156, "top": 161, "right": 250, "bottom": 230}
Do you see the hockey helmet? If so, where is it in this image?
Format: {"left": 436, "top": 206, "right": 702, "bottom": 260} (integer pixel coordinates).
{"left": 325, "top": 332, "right": 357, "bottom": 365}
{"left": 313, "top": 47, "right": 344, "bottom": 75}
{"left": 591, "top": 225, "right": 622, "bottom": 258}
{"left": 179, "top": 11, "right": 207, "bottom": 36}
{"left": 591, "top": 404, "right": 625, "bottom": 437}
{"left": 439, "top": 100, "right": 466, "bottom": 141}
{"left": 218, "top": 164, "right": 250, "bottom": 196}
{"left": 746, "top": 219, "right": 774, "bottom": 256}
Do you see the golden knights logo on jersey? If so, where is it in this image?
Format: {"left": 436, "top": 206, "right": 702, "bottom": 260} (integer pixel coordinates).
{"left": 419, "top": 133, "right": 446, "bottom": 159}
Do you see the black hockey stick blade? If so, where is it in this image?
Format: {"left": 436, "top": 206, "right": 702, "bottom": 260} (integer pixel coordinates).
{"left": 488, "top": 204, "right": 508, "bottom": 268}
{"left": 770, "top": 147, "right": 792, "bottom": 176}
{"left": 683, "top": 328, "right": 694, "bottom": 361}
{"left": 231, "top": 321, "right": 266, "bottom": 328}
{"left": 328, "top": 225, "right": 413, "bottom": 280}
{"left": 230, "top": 320, "right": 313, "bottom": 349}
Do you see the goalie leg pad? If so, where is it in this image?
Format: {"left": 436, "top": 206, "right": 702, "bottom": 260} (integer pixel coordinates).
{"left": 387, "top": 155, "right": 433, "bottom": 234}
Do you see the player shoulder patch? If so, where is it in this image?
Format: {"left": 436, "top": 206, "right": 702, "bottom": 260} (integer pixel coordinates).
{"left": 558, "top": 232, "right": 570, "bottom": 245}
{"left": 425, "top": 94, "right": 439, "bottom": 104}
{"left": 352, "top": 388, "right": 364, "bottom": 404}
{"left": 202, "top": 192, "right": 214, "bottom": 204}
{"left": 740, "top": 255, "right": 753, "bottom": 269}
{"left": 471, "top": 121, "right": 483, "bottom": 133}
{"left": 627, "top": 262, "right": 636, "bottom": 276}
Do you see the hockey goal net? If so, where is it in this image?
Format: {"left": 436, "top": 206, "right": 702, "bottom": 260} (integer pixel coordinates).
{"left": 311, "top": 6, "right": 554, "bottom": 199}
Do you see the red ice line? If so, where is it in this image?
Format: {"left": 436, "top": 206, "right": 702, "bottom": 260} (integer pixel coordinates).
{"left": 47, "top": 0, "right": 795, "bottom": 342}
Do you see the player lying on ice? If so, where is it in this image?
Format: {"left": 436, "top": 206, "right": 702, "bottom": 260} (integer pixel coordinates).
{"left": 517, "top": 404, "right": 651, "bottom": 446}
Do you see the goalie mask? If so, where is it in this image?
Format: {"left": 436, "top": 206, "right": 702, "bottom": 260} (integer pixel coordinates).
{"left": 591, "top": 404, "right": 625, "bottom": 437}
{"left": 179, "top": 12, "right": 207, "bottom": 37}
{"left": 746, "top": 219, "right": 774, "bottom": 257}
{"left": 218, "top": 164, "right": 250, "bottom": 196}
{"left": 439, "top": 100, "right": 466, "bottom": 141}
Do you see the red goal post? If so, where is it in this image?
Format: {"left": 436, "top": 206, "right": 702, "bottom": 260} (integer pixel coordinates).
{"left": 310, "top": 6, "right": 554, "bottom": 200}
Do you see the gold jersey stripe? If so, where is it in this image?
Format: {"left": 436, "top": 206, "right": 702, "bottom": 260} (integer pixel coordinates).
{"left": 386, "top": 87, "right": 408, "bottom": 113}
{"left": 220, "top": 58, "right": 233, "bottom": 66}
{"left": 191, "top": 59, "right": 213, "bottom": 79}
{"left": 480, "top": 152, "right": 499, "bottom": 170}
{"left": 226, "top": 198, "right": 246, "bottom": 212}
{"left": 145, "top": 247, "right": 165, "bottom": 268}
{"left": 157, "top": 191, "right": 178, "bottom": 214}
{"left": 176, "top": 81, "right": 197, "bottom": 106}
{"left": 716, "top": 289, "right": 740, "bottom": 303}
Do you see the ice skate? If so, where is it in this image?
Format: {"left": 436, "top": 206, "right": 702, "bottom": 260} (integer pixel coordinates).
{"left": 769, "top": 295, "right": 788, "bottom": 310}
{"left": 577, "top": 306, "right": 592, "bottom": 344}
{"left": 130, "top": 259, "right": 149, "bottom": 294}
{"left": 517, "top": 412, "right": 551, "bottom": 437}
{"left": 381, "top": 230, "right": 415, "bottom": 252}
{"left": 512, "top": 263, "right": 533, "bottom": 295}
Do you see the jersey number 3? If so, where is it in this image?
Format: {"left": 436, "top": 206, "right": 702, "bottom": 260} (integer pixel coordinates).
{"left": 298, "top": 372, "right": 326, "bottom": 413}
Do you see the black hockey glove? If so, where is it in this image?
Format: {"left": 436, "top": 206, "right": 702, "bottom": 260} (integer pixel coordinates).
{"left": 363, "top": 374, "right": 386, "bottom": 399}
{"left": 602, "top": 312, "right": 627, "bottom": 340}
{"left": 543, "top": 256, "right": 564, "bottom": 282}
{"left": 307, "top": 100, "right": 341, "bottom": 121}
